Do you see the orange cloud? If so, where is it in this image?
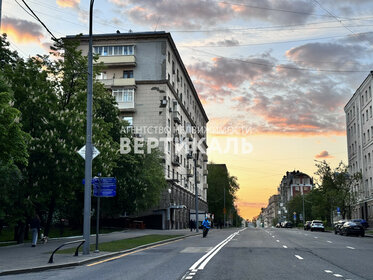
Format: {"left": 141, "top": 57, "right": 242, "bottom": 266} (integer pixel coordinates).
{"left": 2, "top": 17, "right": 43, "bottom": 44}
{"left": 315, "top": 150, "right": 334, "bottom": 159}
{"left": 56, "top": 0, "right": 80, "bottom": 8}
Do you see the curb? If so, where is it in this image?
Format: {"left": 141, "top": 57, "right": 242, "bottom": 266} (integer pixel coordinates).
{"left": 0, "top": 232, "right": 201, "bottom": 276}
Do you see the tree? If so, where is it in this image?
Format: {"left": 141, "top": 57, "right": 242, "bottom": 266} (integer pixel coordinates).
{"left": 207, "top": 164, "right": 240, "bottom": 226}
{"left": 314, "top": 160, "right": 361, "bottom": 223}
{"left": 0, "top": 75, "right": 30, "bottom": 242}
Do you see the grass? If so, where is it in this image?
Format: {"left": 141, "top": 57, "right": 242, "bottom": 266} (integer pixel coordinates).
{"left": 0, "top": 226, "right": 125, "bottom": 242}
{"left": 366, "top": 230, "right": 373, "bottom": 235}
{"left": 56, "top": 234, "right": 182, "bottom": 254}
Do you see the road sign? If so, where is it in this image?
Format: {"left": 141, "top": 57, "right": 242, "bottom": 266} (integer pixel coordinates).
{"left": 77, "top": 145, "right": 100, "bottom": 160}
{"left": 93, "top": 189, "right": 116, "bottom": 197}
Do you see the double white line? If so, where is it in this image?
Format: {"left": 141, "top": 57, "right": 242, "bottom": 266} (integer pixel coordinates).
{"left": 189, "top": 228, "right": 246, "bottom": 271}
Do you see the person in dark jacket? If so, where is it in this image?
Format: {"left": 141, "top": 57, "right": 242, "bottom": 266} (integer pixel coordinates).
{"left": 30, "top": 215, "right": 40, "bottom": 247}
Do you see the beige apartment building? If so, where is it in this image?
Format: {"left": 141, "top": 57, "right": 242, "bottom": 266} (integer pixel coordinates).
{"left": 345, "top": 71, "right": 373, "bottom": 224}
{"left": 69, "top": 31, "right": 209, "bottom": 229}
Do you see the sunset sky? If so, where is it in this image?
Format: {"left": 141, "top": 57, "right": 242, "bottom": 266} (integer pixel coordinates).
{"left": 3, "top": 0, "right": 373, "bottom": 219}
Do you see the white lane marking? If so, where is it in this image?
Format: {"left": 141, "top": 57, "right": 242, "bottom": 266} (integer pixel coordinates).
{"left": 276, "top": 240, "right": 280, "bottom": 242}
{"left": 327, "top": 241, "right": 333, "bottom": 243}
{"left": 346, "top": 246, "right": 355, "bottom": 250}
{"left": 189, "top": 273, "right": 196, "bottom": 275}
{"left": 272, "top": 236, "right": 275, "bottom": 238}
{"left": 185, "top": 277, "right": 193, "bottom": 279}
{"left": 314, "top": 237, "right": 318, "bottom": 239}
{"left": 189, "top": 228, "right": 246, "bottom": 271}
{"left": 333, "top": 274, "right": 343, "bottom": 278}
{"left": 324, "top": 270, "right": 333, "bottom": 273}
{"left": 283, "top": 245, "right": 288, "bottom": 248}
{"left": 295, "top": 255, "right": 304, "bottom": 260}
{"left": 304, "top": 234, "right": 309, "bottom": 236}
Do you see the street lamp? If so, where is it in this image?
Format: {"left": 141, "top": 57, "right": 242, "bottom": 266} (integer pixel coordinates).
{"left": 194, "top": 150, "right": 200, "bottom": 233}
{"left": 83, "top": 0, "right": 94, "bottom": 255}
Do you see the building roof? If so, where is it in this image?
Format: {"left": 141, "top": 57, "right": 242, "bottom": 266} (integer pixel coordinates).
{"left": 64, "top": 31, "right": 209, "bottom": 122}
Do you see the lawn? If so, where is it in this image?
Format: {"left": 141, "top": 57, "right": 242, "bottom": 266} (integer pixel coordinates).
{"left": 57, "top": 234, "right": 182, "bottom": 254}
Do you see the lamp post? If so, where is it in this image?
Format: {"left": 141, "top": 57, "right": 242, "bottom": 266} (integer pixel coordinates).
{"left": 194, "top": 150, "right": 199, "bottom": 233}
{"left": 83, "top": 0, "right": 94, "bottom": 255}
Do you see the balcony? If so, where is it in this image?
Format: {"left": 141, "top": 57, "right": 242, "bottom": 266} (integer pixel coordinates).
{"left": 117, "top": 101, "right": 135, "bottom": 111}
{"left": 202, "top": 154, "right": 208, "bottom": 162}
{"left": 203, "top": 169, "right": 208, "bottom": 176}
{"left": 173, "top": 111, "right": 181, "bottom": 124}
{"left": 172, "top": 155, "right": 181, "bottom": 166}
{"left": 187, "top": 168, "right": 193, "bottom": 177}
{"left": 99, "top": 78, "right": 136, "bottom": 88}
{"left": 96, "top": 55, "right": 136, "bottom": 66}
{"left": 196, "top": 172, "right": 201, "bottom": 183}
{"left": 203, "top": 183, "right": 208, "bottom": 189}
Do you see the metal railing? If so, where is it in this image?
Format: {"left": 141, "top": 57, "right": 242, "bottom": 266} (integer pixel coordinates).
{"left": 48, "top": 239, "right": 85, "bottom": 263}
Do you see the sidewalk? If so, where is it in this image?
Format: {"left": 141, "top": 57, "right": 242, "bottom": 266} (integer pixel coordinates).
{"left": 0, "top": 229, "right": 200, "bottom": 276}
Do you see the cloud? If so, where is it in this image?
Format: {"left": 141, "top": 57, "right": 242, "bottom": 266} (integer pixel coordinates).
{"left": 2, "top": 16, "right": 44, "bottom": 43}
{"left": 56, "top": 0, "right": 80, "bottom": 9}
{"left": 286, "top": 42, "right": 367, "bottom": 71}
{"left": 315, "top": 150, "right": 334, "bottom": 159}
{"left": 211, "top": 39, "right": 240, "bottom": 47}
{"left": 235, "top": 200, "right": 267, "bottom": 208}
{"left": 108, "top": 0, "right": 316, "bottom": 29}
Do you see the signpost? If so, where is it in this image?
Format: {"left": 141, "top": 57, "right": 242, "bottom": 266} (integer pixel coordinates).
{"left": 293, "top": 212, "right": 297, "bottom": 223}
{"left": 82, "top": 176, "right": 116, "bottom": 253}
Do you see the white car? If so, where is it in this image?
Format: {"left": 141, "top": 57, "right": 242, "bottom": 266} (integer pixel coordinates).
{"left": 310, "top": 220, "right": 325, "bottom": 232}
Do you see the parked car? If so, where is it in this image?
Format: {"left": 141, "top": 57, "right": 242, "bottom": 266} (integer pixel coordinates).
{"left": 304, "top": 221, "right": 312, "bottom": 230}
{"left": 310, "top": 220, "right": 325, "bottom": 232}
{"left": 351, "top": 219, "right": 369, "bottom": 229}
{"left": 333, "top": 220, "right": 347, "bottom": 235}
{"left": 339, "top": 221, "right": 365, "bottom": 237}
{"left": 282, "top": 221, "right": 293, "bottom": 228}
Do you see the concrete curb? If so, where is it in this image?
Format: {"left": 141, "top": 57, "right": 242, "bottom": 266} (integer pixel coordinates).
{"left": 0, "top": 232, "right": 201, "bottom": 276}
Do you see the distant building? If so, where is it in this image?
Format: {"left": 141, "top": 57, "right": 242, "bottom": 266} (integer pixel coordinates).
{"left": 67, "top": 31, "right": 209, "bottom": 229}
{"left": 261, "top": 194, "right": 279, "bottom": 227}
{"left": 345, "top": 71, "right": 373, "bottom": 224}
{"left": 278, "top": 170, "right": 313, "bottom": 205}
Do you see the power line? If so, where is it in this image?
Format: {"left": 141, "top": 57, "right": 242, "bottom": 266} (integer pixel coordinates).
{"left": 185, "top": 47, "right": 370, "bottom": 73}
{"left": 215, "top": 0, "right": 339, "bottom": 18}
{"left": 14, "top": 0, "right": 37, "bottom": 21}
{"left": 19, "top": 0, "right": 57, "bottom": 40}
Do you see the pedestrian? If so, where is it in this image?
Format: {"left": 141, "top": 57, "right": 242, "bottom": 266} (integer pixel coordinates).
{"left": 30, "top": 215, "right": 40, "bottom": 247}
{"left": 189, "top": 219, "right": 193, "bottom": 231}
{"left": 202, "top": 217, "right": 210, "bottom": 238}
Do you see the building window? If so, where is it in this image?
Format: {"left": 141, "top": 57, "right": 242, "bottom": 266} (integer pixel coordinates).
{"left": 168, "top": 51, "right": 170, "bottom": 63}
{"left": 93, "top": 45, "right": 134, "bottom": 56}
{"left": 113, "top": 88, "right": 134, "bottom": 103}
{"left": 168, "top": 141, "right": 171, "bottom": 154}
{"left": 172, "top": 60, "right": 175, "bottom": 74}
{"left": 123, "top": 116, "right": 133, "bottom": 126}
{"left": 167, "top": 165, "right": 170, "bottom": 178}
{"left": 123, "top": 70, "right": 134, "bottom": 78}
{"left": 168, "top": 73, "right": 170, "bottom": 81}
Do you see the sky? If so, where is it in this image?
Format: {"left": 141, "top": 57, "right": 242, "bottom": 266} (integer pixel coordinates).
{"left": 2, "top": 0, "right": 373, "bottom": 220}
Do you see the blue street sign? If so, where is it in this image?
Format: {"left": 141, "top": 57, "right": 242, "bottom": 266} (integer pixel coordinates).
{"left": 93, "top": 189, "right": 116, "bottom": 197}
{"left": 337, "top": 207, "right": 340, "bottom": 212}
{"left": 82, "top": 177, "right": 117, "bottom": 197}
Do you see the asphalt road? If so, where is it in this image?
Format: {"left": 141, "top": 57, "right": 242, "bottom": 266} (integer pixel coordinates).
{"left": 2, "top": 226, "right": 373, "bottom": 280}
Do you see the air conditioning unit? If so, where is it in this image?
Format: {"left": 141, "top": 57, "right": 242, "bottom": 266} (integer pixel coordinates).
{"left": 160, "top": 96, "right": 167, "bottom": 107}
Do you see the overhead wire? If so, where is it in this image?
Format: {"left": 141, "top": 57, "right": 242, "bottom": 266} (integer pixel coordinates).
{"left": 19, "top": 0, "right": 57, "bottom": 40}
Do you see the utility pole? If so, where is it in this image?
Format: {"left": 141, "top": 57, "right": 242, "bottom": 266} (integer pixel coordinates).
{"left": 0, "top": 0, "right": 2, "bottom": 31}
{"left": 194, "top": 150, "right": 199, "bottom": 233}
{"left": 302, "top": 185, "right": 305, "bottom": 223}
{"left": 223, "top": 186, "right": 226, "bottom": 228}
{"left": 83, "top": 0, "right": 94, "bottom": 255}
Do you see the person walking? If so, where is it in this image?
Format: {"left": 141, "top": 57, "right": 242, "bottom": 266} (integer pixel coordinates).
{"left": 202, "top": 217, "right": 210, "bottom": 238}
{"left": 30, "top": 215, "right": 40, "bottom": 247}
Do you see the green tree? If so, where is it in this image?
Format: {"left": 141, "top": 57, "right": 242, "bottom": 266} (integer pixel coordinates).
{"left": 207, "top": 164, "right": 240, "bottom": 226}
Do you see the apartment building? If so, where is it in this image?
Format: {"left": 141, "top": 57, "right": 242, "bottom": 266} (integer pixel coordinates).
{"left": 345, "top": 71, "right": 373, "bottom": 224}
{"left": 278, "top": 171, "right": 313, "bottom": 205}
{"left": 260, "top": 194, "right": 279, "bottom": 227}
{"left": 68, "top": 31, "right": 209, "bottom": 229}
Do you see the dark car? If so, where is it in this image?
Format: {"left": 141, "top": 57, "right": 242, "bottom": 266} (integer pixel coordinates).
{"left": 282, "top": 221, "right": 293, "bottom": 228}
{"left": 351, "top": 219, "right": 369, "bottom": 229}
{"left": 334, "top": 220, "right": 347, "bottom": 235}
{"left": 339, "top": 221, "right": 365, "bottom": 237}
{"left": 304, "top": 221, "right": 311, "bottom": 230}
